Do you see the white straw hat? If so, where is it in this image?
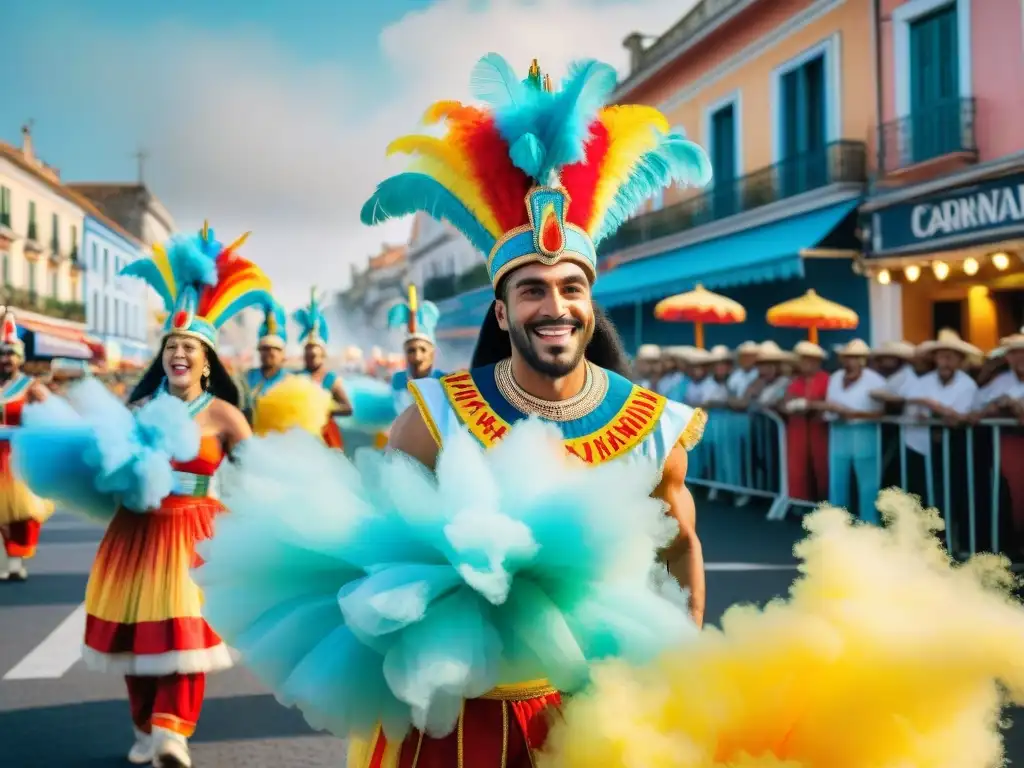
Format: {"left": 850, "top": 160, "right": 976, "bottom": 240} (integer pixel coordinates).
{"left": 757, "top": 340, "right": 790, "bottom": 363}
{"left": 735, "top": 340, "right": 759, "bottom": 355}
{"left": 870, "top": 340, "right": 916, "bottom": 360}
{"left": 636, "top": 344, "right": 662, "bottom": 361}
{"left": 706, "top": 344, "right": 732, "bottom": 363}
{"left": 793, "top": 341, "right": 827, "bottom": 359}
{"left": 834, "top": 338, "right": 872, "bottom": 357}
{"left": 918, "top": 328, "right": 982, "bottom": 359}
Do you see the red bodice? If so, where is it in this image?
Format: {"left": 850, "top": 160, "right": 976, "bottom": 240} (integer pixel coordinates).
{"left": 1, "top": 396, "right": 25, "bottom": 427}
{"left": 171, "top": 435, "right": 224, "bottom": 476}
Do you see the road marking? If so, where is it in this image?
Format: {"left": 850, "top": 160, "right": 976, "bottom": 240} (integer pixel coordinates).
{"left": 3, "top": 604, "right": 85, "bottom": 680}
{"left": 705, "top": 562, "right": 798, "bottom": 571}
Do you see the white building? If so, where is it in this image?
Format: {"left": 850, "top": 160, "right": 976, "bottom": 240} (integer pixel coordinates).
{"left": 404, "top": 213, "right": 484, "bottom": 302}
{"left": 82, "top": 215, "right": 150, "bottom": 365}
{"left": 0, "top": 127, "right": 95, "bottom": 360}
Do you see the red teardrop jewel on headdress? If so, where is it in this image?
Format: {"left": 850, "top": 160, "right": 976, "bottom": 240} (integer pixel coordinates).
{"left": 172, "top": 310, "right": 188, "bottom": 329}
{"left": 540, "top": 208, "right": 563, "bottom": 254}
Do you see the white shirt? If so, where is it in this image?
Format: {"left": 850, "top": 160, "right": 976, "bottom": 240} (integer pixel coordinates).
{"left": 758, "top": 376, "right": 792, "bottom": 407}
{"left": 825, "top": 369, "right": 887, "bottom": 421}
{"left": 684, "top": 377, "right": 711, "bottom": 407}
{"left": 972, "top": 370, "right": 1024, "bottom": 409}
{"left": 656, "top": 371, "right": 684, "bottom": 397}
{"left": 726, "top": 367, "right": 759, "bottom": 398}
{"left": 701, "top": 378, "right": 730, "bottom": 405}
{"left": 902, "top": 370, "right": 978, "bottom": 455}
{"left": 884, "top": 365, "right": 917, "bottom": 396}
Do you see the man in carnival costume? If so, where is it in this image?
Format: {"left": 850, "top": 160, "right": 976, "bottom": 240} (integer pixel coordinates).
{"left": 0, "top": 308, "right": 52, "bottom": 581}
{"left": 294, "top": 287, "right": 353, "bottom": 448}
{"left": 387, "top": 284, "right": 445, "bottom": 414}
{"left": 189, "top": 54, "right": 713, "bottom": 768}
{"left": 243, "top": 299, "right": 290, "bottom": 421}
{"left": 10, "top": 223, "right": 285, "bottom": 767}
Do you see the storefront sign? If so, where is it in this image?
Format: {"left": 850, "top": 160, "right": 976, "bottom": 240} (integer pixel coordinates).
{"left": 869, "top": 172, "right": 1024, "bottom": 255}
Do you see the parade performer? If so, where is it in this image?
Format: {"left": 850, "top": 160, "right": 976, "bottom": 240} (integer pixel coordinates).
{"left": 12, "top": 223, "right": 272, "bottom": 768}
{"left": 294, "top": 288, "right": 353, "bottom": 448}
{"left": 192, "top": 52, "right": 713, "bottom": 768}
{"left": 0, "top": 308, "right": 52, "bottom": 582}
{"left": 243, "top": 298, "right": 290, "bottom": 421}
{"left": 387, "top": 284, "right": 445, "bottom": 414}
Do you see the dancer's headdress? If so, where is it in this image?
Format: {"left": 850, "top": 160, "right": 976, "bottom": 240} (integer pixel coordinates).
{"left": 258, "top": 299, "right": 288, "bottom": 350}
{"left": 361, "top": 54, "right": 711, "bottom": 289}
{"left": 0, "top": 307, "right": 24, "bottom": 358}
{"left": 294, "top": 288, "right": 329, "bottom": 348}
{"left": 387, "top": 285, "right": 439, "bottom": 347}
{"left": 121, "top": 221, "right": 273, "bottom": 350}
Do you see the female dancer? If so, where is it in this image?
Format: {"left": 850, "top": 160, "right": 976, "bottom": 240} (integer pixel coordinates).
{"left": 16, "top": 222, "right": 274, "bottom": 768}
{"left": 0, "top": 308, "right": 52, "bottom": 581}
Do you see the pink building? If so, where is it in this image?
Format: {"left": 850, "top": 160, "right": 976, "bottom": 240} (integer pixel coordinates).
{"left": 862, "top": 0, "right": 1024, "bottom": 350}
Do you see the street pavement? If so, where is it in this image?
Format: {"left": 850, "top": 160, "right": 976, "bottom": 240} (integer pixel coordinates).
{"left": 1, "top": 498, "right": 1021, "bottom": 767}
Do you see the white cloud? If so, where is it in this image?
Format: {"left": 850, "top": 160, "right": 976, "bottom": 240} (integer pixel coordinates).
{"left": 68, "top": 0, "right": 692, "bottom": 309}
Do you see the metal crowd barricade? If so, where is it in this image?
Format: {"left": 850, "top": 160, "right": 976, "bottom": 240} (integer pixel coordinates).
{"left": 688, "top": 408, "right": 1022, "bottom": 561}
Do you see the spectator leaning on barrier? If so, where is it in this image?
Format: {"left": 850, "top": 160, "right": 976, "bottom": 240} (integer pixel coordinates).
{"left": 656, "top": 346, "right": 687, "bottom": 398}
{"left": 870, "top": 341, "right": 918, "bottom": 397}
{"left": 742, "top": 341, "right": 793, "bottom": 408}
{"left": 682, "top": 347, "right": 713, "bottom": 481}
{"left": 971, "top": 332, "right": 1024, "bottom": 552}
{"left": 662, "top": 346, "right": 695, "bottom": 401}
{"left": 702, "top": 345, "right": 745, "bottom": 503}
{"left": 782, "top": 341, "right": 830, "bottom": 503}
{"left": 821, "top": 339, "right": 886, "bottom": 524}
{"left": 879, "top": 330, "right": 980, "bottom": 553}
{"left": 633, "top": 344, "right": 662, "bottom": 389}
{"left": 975, "top": 345, "right": 1009, "bottom": 390}
{"left": 723, "top": 340, "right": 761, "bottom": 503}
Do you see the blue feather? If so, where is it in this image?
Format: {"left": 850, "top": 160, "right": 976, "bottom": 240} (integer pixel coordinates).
{"left": 509, "top": 134, "right": 544, "bottom": 179}
{"left": 418, "top": 302, "right": 440, "bottom": 330}
{"left": 387, "top": 303, "right": 411, "bottom": 330}
{"left": 595, "top": 132, "right": 713, "bottom": 244}
{"left": 361, "top": 173, "right": 496, "bottom": 256}
{"left": 120, "top": 260, "right": 173, "bottom": 311}
{"left": 168, "top": 236, "right": 218, "bottom": 289}
{"left": 469, "top": 53, "right": 528, "bottom": 109}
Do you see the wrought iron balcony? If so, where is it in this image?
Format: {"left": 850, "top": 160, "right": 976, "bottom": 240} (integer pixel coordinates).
{"left": 598, "top": 139, "right": 867, "bottom": 260}
{"left": 876, "top": 97, "right": 977, "bottom": 177}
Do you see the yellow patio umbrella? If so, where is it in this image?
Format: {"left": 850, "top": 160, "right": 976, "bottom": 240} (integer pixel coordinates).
{"left": 766, "top": 289, "right": 859, "bottom": 344}
{"left": 653, "top": 284, "right": 747, "bottom": 349}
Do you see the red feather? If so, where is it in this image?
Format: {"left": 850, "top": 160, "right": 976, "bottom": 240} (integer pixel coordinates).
{"left": 457, "top": 113, "right": 532, "bottom": 234}
{"left": 197, "top": 250, "right": 259, "bottom": 316}
{"left": 561, "top": 120, "right": 609, "bottom": 233}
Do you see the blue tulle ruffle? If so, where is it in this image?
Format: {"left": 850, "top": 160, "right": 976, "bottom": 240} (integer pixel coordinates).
{"left": 196, "top": 418, "right": 696, "bottom": 742}
{"left": 13, "top": 379, "right": 200, "bottom": 520}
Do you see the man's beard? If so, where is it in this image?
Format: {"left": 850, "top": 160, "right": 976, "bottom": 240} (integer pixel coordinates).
{"left": 509, "top": 317, "right": 590, "bottom": 378}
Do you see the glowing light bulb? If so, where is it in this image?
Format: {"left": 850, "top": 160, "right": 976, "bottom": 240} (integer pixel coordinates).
{"left": 992, "top": 252, "right": 1011, "bottom": 271}
{"left": 877, "top": 269, "right": 891, "bottom": 285}
{"left": 963, "top": 257, "right": 979, "bottom": 276}
{"left": 932, "top": 261, "right": 950, "bottom": 281}
{"left": 904, "top": 264, "right": 921, "bottom": 282}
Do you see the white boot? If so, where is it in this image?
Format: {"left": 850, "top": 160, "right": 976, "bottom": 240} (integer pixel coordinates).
{"left": 5, "top": 556, "right": 26, "bottom": 581}
{"left": 128, "top": 728, "right": 154, "bottom": 765}
{"left": 151, "top": 727, "right": 192, "bottom": 768}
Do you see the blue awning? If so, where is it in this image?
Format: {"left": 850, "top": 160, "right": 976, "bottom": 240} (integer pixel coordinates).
{"left": 435, "top": 286, "right": 493, "bottom": 337}
{"left": 594, "top": 200, "right": 860, "bottom": 309}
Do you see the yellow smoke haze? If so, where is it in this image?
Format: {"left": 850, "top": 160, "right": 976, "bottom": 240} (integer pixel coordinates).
{"left": 540, "top": 489, "right": 1024, "bottom": 768}
{"left": 251, "top": 374, "right": 332, "bottom": 438}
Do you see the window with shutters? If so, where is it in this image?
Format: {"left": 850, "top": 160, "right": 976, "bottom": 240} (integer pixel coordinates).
{"left": 778, "top": 53, "right": 827, "bottom": 197}
{"left": 908, "top": 3, "right": 959, "bottom": 162}
{"left": 707, "top": 97, "right": 739, "bottom": 217}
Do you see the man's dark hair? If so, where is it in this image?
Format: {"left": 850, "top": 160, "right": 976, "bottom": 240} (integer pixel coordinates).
{"left": 471, "top": 276, "right": 631, "bottom": 377}
{"left": 130, "top": 341, "right": 241, "bottom": 407}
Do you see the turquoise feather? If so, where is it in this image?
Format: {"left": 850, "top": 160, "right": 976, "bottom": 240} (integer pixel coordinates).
{"left": 259, "top": 301, "right": 288, "bottom": 342}
{"left": 120, "top": 260, "right": 173, "bottom": 310}
{"left": 194, "top": 419, "right": 696, "bottom": 742}
{"left": 469, "top": 52, "right": 528, "bottom": 109}
{"left": 595, "top": 132, "right": 714, "bottom": 244}
{"left": 121, "top": 235, "right": 217, "bottom": 313}
{"left": 361, "top": 173, "right": 496, "bottom": 256}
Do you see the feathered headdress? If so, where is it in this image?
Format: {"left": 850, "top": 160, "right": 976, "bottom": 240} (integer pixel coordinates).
{"left": 0, "top": 307, "right": 24, "bottom": 358}
{"left": 387, "top": 285, "right": 440, "bottom": 346}
{"left": 362, "top": 54, "right": 711, "bottom": 288}
{"left": 121, "top": 221, "right": 273, "bottom": 350}
{"left": 258, "top": 299, "right": 288, "bottom": 350}
{"left": 293, "top": 288, "right": 329, "bottom": 348}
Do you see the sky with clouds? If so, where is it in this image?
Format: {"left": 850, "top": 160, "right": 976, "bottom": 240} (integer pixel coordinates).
{"left": 2, "top": 0, "right": 691, "bottom": 307}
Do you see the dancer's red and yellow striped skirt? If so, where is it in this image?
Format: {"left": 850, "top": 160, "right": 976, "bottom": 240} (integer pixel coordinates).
{"left": 83, "top": 495, "right": 233, "bottom": 676}
{"left": 348, "top": 681, "right": 562, "bottom": 768}
{"left": 0, "top": 439, "right": 54, "bottom": 530}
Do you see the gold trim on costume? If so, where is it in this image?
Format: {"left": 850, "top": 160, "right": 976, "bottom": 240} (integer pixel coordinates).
{"left": 441, "top": 370, "right": 667, "bottom": 465}
{"left": 480, "top": 679, "right": 558, "bottom": 700}
{"left": 410, "top": 730, "right": 424, "bottom": 768}
{"left": 457, "top": 702, "right": 465, "bottom": 768}
{"left": 680, "top": 407, "right": 708, "bottom": 451}
{"left": 501, "top": 701, "right": 509, "bottom": 768}
{"left": 407, "top": 379, "right": 442, "bottom": 448}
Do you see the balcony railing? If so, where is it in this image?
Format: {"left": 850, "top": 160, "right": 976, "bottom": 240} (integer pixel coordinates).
{"left": 876, "top": 97, "right": 977, "bottom": 177}
{"left": 598, "top": 139, "right": 867, "bottom": 259}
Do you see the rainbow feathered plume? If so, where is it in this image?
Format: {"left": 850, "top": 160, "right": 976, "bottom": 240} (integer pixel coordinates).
{"left": 361, "top": 54, "right": 711, "bottom": 287}
{"left": 121, "top": 222, "right": 275, "bottom": 349}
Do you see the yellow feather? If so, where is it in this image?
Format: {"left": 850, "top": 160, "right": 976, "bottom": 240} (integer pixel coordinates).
{"left": 387, "top": 135, "right": 471, "bottom": 175}
{"left": 225, "top": 231, "right": 251, "bottom": 252}
{"left": 422, "top": 100, "right": 464, "bottom": 125}
{"left": 588, "top": 106, "right": 672, "bottom": 233}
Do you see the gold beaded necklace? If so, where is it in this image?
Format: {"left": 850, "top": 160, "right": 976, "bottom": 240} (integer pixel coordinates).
{"left": 493, "top": 357, "right": 608, "bottom": 422}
